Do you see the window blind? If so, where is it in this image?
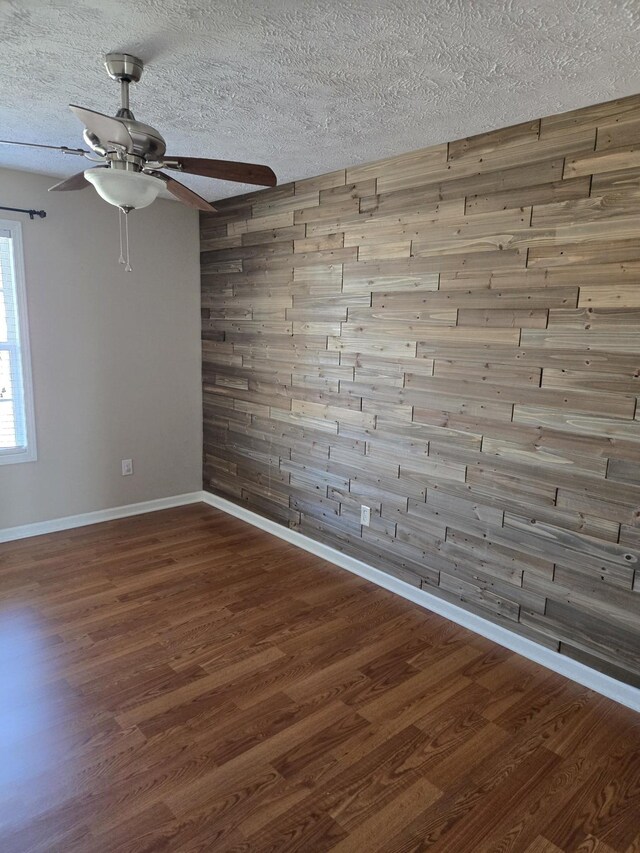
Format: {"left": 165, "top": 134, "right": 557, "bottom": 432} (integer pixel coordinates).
{"left": 0, "top": 223, "right": 35, "bottom": 463}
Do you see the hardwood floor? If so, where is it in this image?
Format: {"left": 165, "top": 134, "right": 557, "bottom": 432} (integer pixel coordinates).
{"left": 0, "top": 504, "right": 638, "bottom": 853}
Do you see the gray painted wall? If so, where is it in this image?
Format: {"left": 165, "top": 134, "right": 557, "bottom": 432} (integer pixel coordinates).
{"left": 0, "top": 168, "right": 202, "bottom": 528}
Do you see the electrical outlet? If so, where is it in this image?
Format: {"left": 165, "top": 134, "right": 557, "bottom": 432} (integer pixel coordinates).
{"left": 121, "top": 458, "right": 133, "bottom": 476}
{"left": 360, "top": 505, "right": 371, "bottom": 526}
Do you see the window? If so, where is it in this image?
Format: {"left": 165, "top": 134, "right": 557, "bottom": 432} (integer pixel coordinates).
{"left": 0, "top": 220, "right": 36, "bottom": 465}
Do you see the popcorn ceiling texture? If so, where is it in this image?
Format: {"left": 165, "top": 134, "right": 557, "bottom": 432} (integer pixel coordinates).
{"left": 1, "top": 0, "right": 640, "bottom": 201}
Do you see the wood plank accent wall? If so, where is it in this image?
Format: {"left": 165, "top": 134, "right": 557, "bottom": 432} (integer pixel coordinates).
{"left": 200, "top": 94, "right": 640, "bottom": 687}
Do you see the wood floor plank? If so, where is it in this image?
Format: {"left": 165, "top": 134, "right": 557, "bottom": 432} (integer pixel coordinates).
{"left": 0, "top": 505, "right": 637, "bottom": 852}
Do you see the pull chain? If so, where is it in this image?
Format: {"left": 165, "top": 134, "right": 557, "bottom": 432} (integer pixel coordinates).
{"left": 118, "top": 207, "right": 125, "bottom": 265}
{"left": 123, "top": 208, "right": 132, "bottom": 272}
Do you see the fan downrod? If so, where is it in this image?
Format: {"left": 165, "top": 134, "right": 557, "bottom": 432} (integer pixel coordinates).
{"left": 105, "top": 53, "right": 144, "bottom": 120}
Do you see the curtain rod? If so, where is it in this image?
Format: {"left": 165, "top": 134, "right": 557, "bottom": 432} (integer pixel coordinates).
{"left": 0, "top": 205, "right": 46, "bottom": 220}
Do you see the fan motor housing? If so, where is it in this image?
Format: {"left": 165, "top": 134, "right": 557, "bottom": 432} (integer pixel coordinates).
{"left": 121, "top": 119, "right": 166, "bottom": 160}
{"left": 82, "top": 119, "right": 166, "bottom": 161}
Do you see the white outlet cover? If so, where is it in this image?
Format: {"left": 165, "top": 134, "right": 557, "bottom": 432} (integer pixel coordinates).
{"left": 121, "top": 459, "right": 133, "bottom": 476}
{"left": 360, "top": 505, "right": 371, "bottom": 526}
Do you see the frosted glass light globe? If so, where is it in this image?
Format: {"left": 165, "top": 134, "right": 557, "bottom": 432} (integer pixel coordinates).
{"left": 85, "top": 168, "right": 163, "bottom": 210}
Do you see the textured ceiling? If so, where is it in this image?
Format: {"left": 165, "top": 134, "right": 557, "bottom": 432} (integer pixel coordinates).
{"left": 2, "top": 0, "right": 640, "bottom": 202}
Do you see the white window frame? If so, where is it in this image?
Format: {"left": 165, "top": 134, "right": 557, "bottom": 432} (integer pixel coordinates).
{"left": 0, "top": 219, "right": 37, "bottom": 465}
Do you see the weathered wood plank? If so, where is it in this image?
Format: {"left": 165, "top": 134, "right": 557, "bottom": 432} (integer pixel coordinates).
{"left": 564, "top": 145, "right": 640, "bottom": 178}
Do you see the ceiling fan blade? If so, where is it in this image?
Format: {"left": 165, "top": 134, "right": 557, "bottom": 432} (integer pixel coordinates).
{"left": 69, "top": 105, "right": 134, "bottom": 151}
{"left": 148, "top": 171, "right": 216, "bottom": 212}
{"left": 0, "top": 139, "right": 87, "bottom": 155}
{"left": 163, "top": 156, "right": 277, "bottom": 187}
{"left": 48, "top": 171, "right": 92, "bottom": 192}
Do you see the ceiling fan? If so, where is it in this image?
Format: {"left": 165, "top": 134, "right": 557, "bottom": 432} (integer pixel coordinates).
{"left": 0, "top": 53, "right": 277, "bottom": 215}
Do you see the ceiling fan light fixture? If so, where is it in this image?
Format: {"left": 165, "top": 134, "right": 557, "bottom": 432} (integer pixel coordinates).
{"left": 84, "top": 168, "right": 163, "bottom": 210}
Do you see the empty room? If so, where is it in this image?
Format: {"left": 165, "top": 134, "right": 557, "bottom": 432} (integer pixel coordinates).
{"left": 1, "top": 2, "right": 639, "bottom": 851}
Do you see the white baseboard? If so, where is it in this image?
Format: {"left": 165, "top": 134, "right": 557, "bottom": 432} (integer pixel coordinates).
{"left": 0, "top": 491, "right": 204, "bottom": 543}
{"left": 201, "top": 491, "right": 640, "bottom": 713}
